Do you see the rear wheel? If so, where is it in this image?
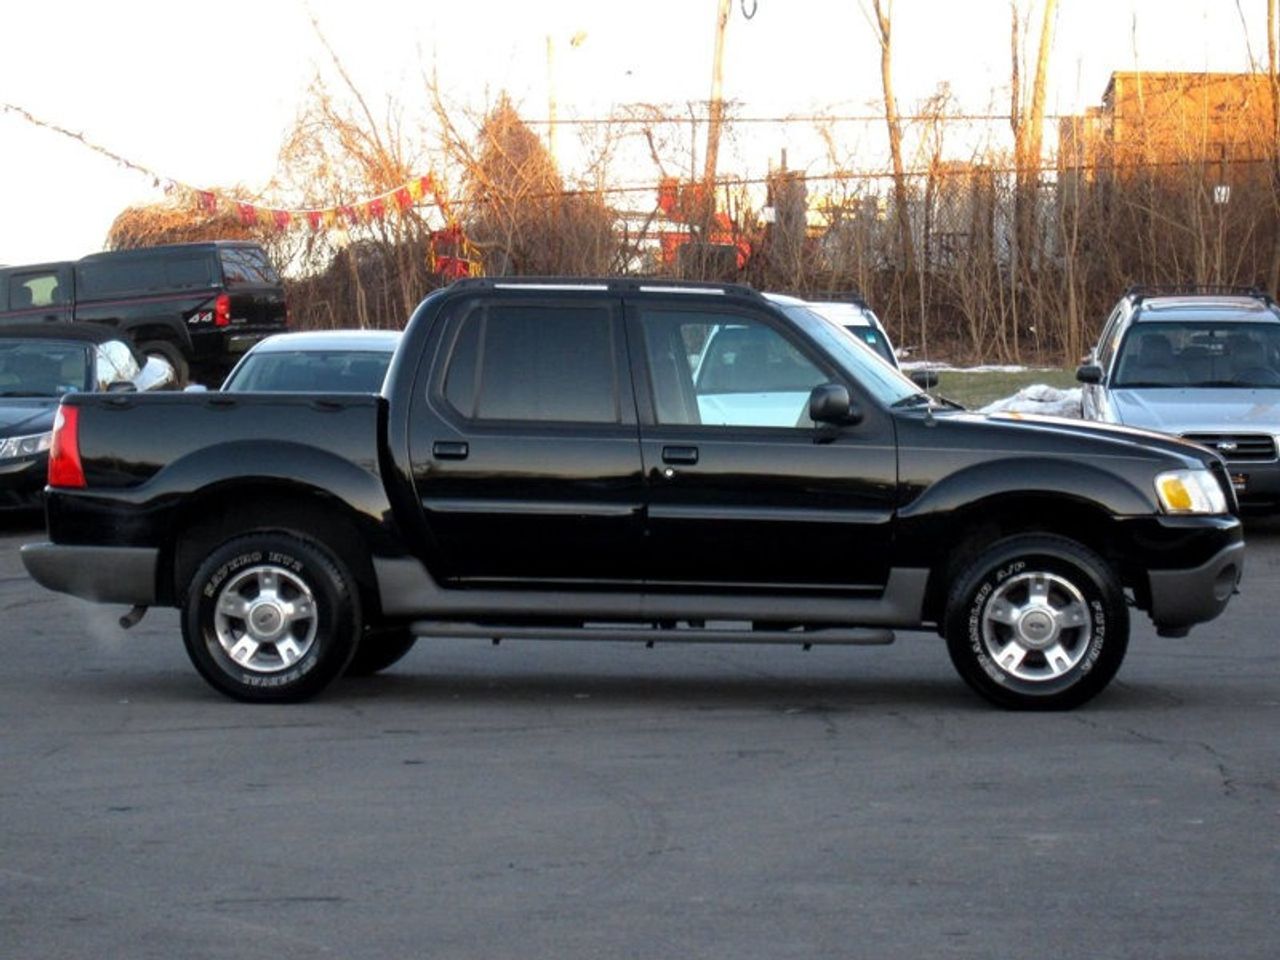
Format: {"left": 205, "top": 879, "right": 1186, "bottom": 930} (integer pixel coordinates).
{"left": 181, "top": 533, "right": 360, "bottom": 702}
{"left": 345, "top": 626, "right": 417, "bottom": 676}
{"left": 943, "top": 534, "right": 1129, "bottom": 710}
{"left": 138, "top": 339, "right": 189, "bottom": 388}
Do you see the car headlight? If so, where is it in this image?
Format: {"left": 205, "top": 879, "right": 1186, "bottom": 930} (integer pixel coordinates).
{"left": 1155, "top": 468, "right": 1228, "bottom": 515}
{"left": 0, "top": 431, "right": 53, "bottom": 462}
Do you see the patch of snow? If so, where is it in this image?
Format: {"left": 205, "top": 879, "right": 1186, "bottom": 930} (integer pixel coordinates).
{"left": 901, "top": 361, "right": 1043, "bottom": 374}
{"left": 980, "top": 384, "right": 1083, "bottom": 418}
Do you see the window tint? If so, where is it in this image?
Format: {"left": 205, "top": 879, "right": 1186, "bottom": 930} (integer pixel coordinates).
{"left": 640, "top": 309, "right": 827, "bottom": 427}
{"left": 443, "top": 304, "right": 618, "bottom": 423}
{"left": 225, "top": 350, "right": 392, "bottom": 392}
{"left": 220, "top": 247, "right": 281, "bottom": 286}
{"left": 7, "top": 271, "right": 65, "bottom": 309}
{"left": 77, "top": 251, "right": 215, "bottom": 299}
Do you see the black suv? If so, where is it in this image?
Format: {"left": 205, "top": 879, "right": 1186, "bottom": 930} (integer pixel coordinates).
{"left": 0, "top": 241, "right": 288, "bottom": 384}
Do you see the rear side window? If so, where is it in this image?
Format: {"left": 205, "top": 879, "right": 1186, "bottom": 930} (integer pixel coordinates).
{"left": 6, "top": 270, "right": 67, "bottom": 309}
{"left": 77, "top": 251, "right": 216, "bottom": 299}
{"left": 442, "top": 303, "right": 618, "bottom": 423}
{"left": 220, "top": 247, "right": 281, "bottom": 287}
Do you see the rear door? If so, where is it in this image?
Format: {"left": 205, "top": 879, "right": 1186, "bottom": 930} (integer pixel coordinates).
{"left": 408, "top": 291, "right": 646, "bottom": 586}
{"left": 627, "top": 297, "right": 898, "bottom": 593}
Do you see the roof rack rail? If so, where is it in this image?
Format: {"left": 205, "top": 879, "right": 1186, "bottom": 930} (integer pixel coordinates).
{"left": 448, "top": 276, "right": 763, "bottom": 298}
{"left": 1123, "top": 283, "right": 1275, "bottom": 305}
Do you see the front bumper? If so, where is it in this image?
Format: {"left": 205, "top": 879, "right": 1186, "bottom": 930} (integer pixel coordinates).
{"left": 1218, "top": 458, "right": 1280, "bottom": 511}
{"left": 1147, "top": 538, "right": 1244, "bottom": 631}
{"left": 21, "top": 543, "right": 158, "bottom": 605}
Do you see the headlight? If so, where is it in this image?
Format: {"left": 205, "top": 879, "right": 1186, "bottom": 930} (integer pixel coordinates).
{"left": 0, "top": 431, "right": 53, "bottom": 462}
{"left": 1155, "top": 468, "right": 1228, "bottom": 515}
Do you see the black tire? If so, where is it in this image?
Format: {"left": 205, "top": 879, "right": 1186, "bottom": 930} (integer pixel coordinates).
{"left": 943, "top": 534, "right": 1129, "bottom": 710}
{"left": 138, "top": 339, "right": 189, "bottom": 388}
{"left": 181, "top": 533, "right": 361, "bottom": 702}
{"left": 345, "top": 626, "right": 417, "bottom": 677}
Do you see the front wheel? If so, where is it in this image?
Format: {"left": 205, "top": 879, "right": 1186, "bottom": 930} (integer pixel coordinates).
{"left": 182, "top": 533, "right": 361, "bottom": 702}
{"left": 943, "top": 534, "right": 1129, "bottom": 710}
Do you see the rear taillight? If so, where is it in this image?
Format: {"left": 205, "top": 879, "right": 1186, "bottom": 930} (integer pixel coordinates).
{"left": 214, "top": 293, "right": 231, "bottom": 328}
{"left": 48, "top": 405, "right": 86, "bottom": 489}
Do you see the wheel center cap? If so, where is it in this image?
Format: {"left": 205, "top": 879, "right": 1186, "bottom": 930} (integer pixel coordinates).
{"left": 1018, "top": 610, "right": 1056, "bottom": 648}
{"left": 248, "top": 602, "right": 285, "bottom": 640}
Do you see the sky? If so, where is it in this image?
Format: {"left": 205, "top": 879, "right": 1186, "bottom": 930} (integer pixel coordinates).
{"left": 0, "top": 0, "right": 1272, "bottom": 266}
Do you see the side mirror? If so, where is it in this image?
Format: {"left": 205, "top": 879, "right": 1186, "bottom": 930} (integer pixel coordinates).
{"left": 1076, "top": 364, "right": 1104, "bottom": 385}
{"left": 106, "top": 380, "right": 137, "bottom": 393}
{"left": 909, "top": 369, "right": 939, "bottom": 390}
{"left": 809, "top": 383, "right": 863, "bottom": 425}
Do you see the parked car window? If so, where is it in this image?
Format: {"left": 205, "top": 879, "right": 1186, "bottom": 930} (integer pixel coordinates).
{"left": 1113, "top": 320, "right": 1280, "bottom": 387}
{"left": 220, "top": 247, "right": 281, "bottom": 287}
{"left": 226, "top": 350, "right": 392, "bottom": 392}
{"left": 77, "top": 252, "right": 215, "bottom": 299}
{"left": 7, "top": 271, "right": 65, "bottom": 309}
{"left": 443, "top": 304, "right": 618, "bottom": 423}
{"left": 0, "top": 341, "right": 91, "bottom": 396}
{"left": 640, "top": 310, "right": 827, "bottom": 427}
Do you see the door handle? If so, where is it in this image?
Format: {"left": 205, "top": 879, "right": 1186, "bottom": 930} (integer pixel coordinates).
{"left": 661, "top": 445, "right": 699, "bottom": 465}
{"left": 432, "top": 441, "right": 469, "bottom": 460}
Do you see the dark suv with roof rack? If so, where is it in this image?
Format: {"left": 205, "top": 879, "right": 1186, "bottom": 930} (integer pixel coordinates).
{"left": 0, "top": 241, "right": 287, "bottom": 385}
{"left": 1077, "top": 285, "right": 1280, "bottom": 511}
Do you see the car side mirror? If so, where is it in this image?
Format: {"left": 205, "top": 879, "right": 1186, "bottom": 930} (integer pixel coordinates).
{"left": 909, "top": 369, "right": 939, "bottom": 390}
{"left": 106, "top": 380, "right": 138, "bottom": 393}
{"left": 809, "top": 383, "right": 863, "bottom": 425}
{"left": 1076, "top": 364, "right": 1104, "bottom": 385}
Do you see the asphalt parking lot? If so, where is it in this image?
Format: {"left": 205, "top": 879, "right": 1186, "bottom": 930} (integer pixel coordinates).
{"left": 2, "top": 515, "right": 1277, "bottom": 960}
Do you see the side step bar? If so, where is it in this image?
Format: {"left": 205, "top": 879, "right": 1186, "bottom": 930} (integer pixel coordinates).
{"left": 409, "top": 622, "right": 895, "bottom": 646}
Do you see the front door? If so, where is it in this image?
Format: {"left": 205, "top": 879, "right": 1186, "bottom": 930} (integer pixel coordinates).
{"left": 627, "top": 299, "right": 897, "bottom": 594}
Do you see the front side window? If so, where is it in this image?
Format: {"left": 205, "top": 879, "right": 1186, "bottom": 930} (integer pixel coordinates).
{"left": 640, "top": 309, "right": 827, "bottom": 427}
{"left": 442, "top": 303, "right": 618, "bottom": 423}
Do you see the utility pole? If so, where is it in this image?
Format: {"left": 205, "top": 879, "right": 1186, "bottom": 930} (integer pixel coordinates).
{"left": 701, "top": 0, "right": 733, "bottom": 232}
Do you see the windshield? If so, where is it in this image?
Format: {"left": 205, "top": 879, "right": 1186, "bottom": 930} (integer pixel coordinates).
{"left": 778, "top": 304, "right": 921, "bottom": 406}
{"left": 0, "top": 341, "right": 91, "bottom": 396}
{"left": 224, "top": 349, "right": 392, "bottom": 393}
{"left": 1112, "top": 320, "right": 1280, "bottom": 388}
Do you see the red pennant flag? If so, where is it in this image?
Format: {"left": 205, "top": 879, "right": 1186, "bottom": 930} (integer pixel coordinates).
{"left": 197, "top": 191, "right": 217, "bottom": 214}
{"left": 272, "top": 210, "right": 292, "bottom": 230}
{"left": 237, "top": 202, "right": 257, "bottom": 226}
{"left": 394, "top": 187, "right": 412, "bottom": 211}
{"left": 306, "top": 211, "right": 324, "bottom": 232}
{"left": 340, "top": 204, "right": 359, "bottom": 225}
{"left": 367, "top": 198, "right": 385, "bottom": 220}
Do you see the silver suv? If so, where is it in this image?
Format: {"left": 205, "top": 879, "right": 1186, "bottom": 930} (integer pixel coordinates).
{"left": 1078, "top": 286, "right": 1280, "bottom": 510}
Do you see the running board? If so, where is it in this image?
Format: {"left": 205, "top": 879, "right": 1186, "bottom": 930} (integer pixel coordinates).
{"left": 409, "top": 622, "right": 895, "bottom": 646}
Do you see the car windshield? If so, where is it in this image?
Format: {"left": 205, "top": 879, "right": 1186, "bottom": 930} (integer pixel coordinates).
{"left": 1113, "top": 320, "right": 1280, "bottom": 388}
{"left": 223, "top": 349, "right": 393, "bottom": 393}
{"left": 777, "top": 304, "right": 921, "bottom": 406}
{"left": 0, "top": 341, "right": 91, "bottom": 396}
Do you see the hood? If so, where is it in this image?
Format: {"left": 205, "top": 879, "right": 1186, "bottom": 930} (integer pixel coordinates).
{"left": 1110, "top": 387, "right": 1280, "bottom": 434}
{"left": 952, "top": 409, "right": 1214, "bottom": 466}
{"left": 0, "top": 398, "right": 58, "bottom": 437}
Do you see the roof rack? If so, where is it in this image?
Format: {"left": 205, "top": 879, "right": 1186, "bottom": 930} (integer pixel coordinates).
{"left": 448, "top": 276, "right": 764, "bottom": 299}
{"left": 793, "top": 289, "right": 870, "bottom": 307}
{"left": 1123, "top": 283, "right": 1275, "bottom": 305}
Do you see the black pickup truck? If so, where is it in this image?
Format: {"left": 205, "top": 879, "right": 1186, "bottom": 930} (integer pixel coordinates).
{"left": 0, "top": 241, "right": 288, "bottom": 384}
{"left": 21, "top": 279, "right": 1244, "bottom": 708}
